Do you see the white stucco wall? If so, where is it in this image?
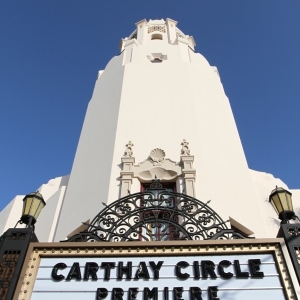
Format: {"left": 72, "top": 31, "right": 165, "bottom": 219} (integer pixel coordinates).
{"left": 54, "top": 53, "right": 126, "bottom": 241}
{"left": 55, "top": 19, "right": 267, "bottom": 240}
{"left": 0, "top": 196, "right": 24, "bottom": 233}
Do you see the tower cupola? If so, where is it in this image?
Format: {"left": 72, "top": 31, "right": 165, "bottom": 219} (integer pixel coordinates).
{"left": 119, "top": 18, "right": 196, "bottom": 51}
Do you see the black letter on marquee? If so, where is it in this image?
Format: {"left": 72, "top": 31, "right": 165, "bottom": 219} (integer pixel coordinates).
{"left": 144, "top": 287, "right": 158, "bottom": 300}
{"left": 173, "top": 287, "right": 184, "bottom": 300}
{"left": 201, "top": 261, "right": 217, "bottom": 278}
{"left": 51, "top": 262, "right": 67, "bottom": 281}
{"left": 135, "top": 262, "right": 150, "bottom": 279}
{"left": 66, "top": 262, "right": 82, "bottom": 280}
{"left": 175, "top": 261, "right": 190, "bottom": 279}
{"left": 193, "top": 261, "right": 200, "bottom": 279}
{"left": 101, "top": 262, "right": 116, "bottom": 280}
{"left": 112, "top": 288, "right": 124, "bottom": 300}
{"left": 234, "top": 260, "right": 249, "bottom": 278}
{"left": 163, "top": 287, "right": 169, "bottom": 300}
{"left": 208, "top": 286, "right": 219, "bottom": 300}
{"left": 96, "top": 288, "right": 108, "bottom": 299}
{"left": 128, "top": 288, "right": 139, "bottom": 299}
{"left": 190, "top": 287, "right": 203, "bottom": 300}
{"left": 149, "top": 261, "right": 163, "bottom": 279}
{"left": 84, "top": 262, "right": 99, "bottom": 280}
{"left": 248, "top": 259, "right": 264, "bottom": 277}
{"left": 117, "top": 262, "right": 132, "bottom": 279}
{"left": 218, "top": 260, "right": 233, "bottom": 279}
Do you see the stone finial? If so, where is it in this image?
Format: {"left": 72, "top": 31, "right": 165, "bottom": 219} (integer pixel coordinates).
{"left": 181, "top": 139, "right": 190, "bottom": 155}
{"left": 124, "top": 141, "right": 134, "bottom": 157}
{"left": 97, "top": 70, "right": 104, "bottom": 79}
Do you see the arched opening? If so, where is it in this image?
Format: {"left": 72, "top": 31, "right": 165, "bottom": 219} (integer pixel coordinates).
{"left": 151, "top": 33, "right": 163, "bottom": 40}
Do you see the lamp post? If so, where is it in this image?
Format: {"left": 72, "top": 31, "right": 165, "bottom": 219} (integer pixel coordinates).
{"left": 20, "top": 191, "right": 46, "bottom": 228}
{"left": 269, "top": 186, "right": 295, "bottom": 224}
{"left": 0, "top": 192, "right": 45, "bottom": 300}
{"left": 269, "top": 186, "right": 300, "bottom": 284}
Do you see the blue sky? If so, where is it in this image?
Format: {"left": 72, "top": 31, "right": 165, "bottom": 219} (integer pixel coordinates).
{"left": 0, "top": 1, "right": 299, "bottom": 211}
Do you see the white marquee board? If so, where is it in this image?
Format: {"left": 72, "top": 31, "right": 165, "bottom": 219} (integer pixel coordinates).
{"left": 17, "top": 240, "right": 296, "bottom": 300}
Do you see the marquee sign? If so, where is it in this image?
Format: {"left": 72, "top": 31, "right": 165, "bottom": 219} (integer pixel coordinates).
{"left": 16, "top": 239, "right": 297, "bottom": 300}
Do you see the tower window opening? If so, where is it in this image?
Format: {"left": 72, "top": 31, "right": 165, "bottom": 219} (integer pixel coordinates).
{"left": 141, "top": 181, "right": 176, "bottom": 206}
{"left": 151, "top": 58, "right": 162, "bottom": 63}
{"left": 151, "top": 34, "right": 163, "bottom": 40}
{"left": 140, "top": 181, "right": 177, "bottom": 241}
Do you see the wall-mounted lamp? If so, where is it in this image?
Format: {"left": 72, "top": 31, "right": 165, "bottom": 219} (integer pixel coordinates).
{"left": 269, "top": 186, "right": 300, "bottom": 283}
{"left": 269, "top": 186, "right": 295, "bottom": 224}
{"left": 20, "top": 191, "right": 46, "bottom": 228}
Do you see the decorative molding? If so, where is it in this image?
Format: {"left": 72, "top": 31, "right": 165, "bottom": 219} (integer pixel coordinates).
{"left": 149, "top": 176, "right": 163, "bottom": 189}
{"left": 120, "top": 142, "right": 197, "bottom": 196}
{"left": 123, "top": 141, "right": 134, "bottom": 157}
{"left": 148, "top": 25, "right": 166, "bottom": 33}
{"left": 120, "top": 141, "right": 135, "bottom": 198}
{"left": 149, "top": 148, "right": 165, "bottom": 166}
{"left": 134, "top": 159, "right": 181, "bottom": 181}
{"left": 181, "top": 139, "right": 190, "bottom": 155}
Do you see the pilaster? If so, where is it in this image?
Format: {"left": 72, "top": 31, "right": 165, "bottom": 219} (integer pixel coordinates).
{"left": 135, "top": 19, "right": 147, "bottom": 45}
{"left": 180, "top": 140, "right": 196, "bottom": 197}
{"left": 122, "top": 39, "right": 139, "bottom": 65}
{"left": 120, "top": 141, "right": 135, "bottom": 198}
{"left": 165, "top": 18, "right": 178, "bottom": 43}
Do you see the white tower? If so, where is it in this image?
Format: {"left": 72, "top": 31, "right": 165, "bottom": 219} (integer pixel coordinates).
{"left": 53, "top": 18, "right": 265, "bottom": 241}
{"left": 2, "top": 18, "right": 299, "bottom": 242}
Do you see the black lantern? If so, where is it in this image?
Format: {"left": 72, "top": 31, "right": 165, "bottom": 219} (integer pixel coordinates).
{"left": 21, "top": 191, "right": 46, "bottom": 227}
{"left": 269, "top": 186, "right": 294, "bottom": 223}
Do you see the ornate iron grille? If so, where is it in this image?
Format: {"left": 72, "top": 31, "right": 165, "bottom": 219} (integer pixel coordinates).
{"left": 66, "top": 183, "right": 249, "bottom": 242}
{"left": 0, "top": 251, "right": 20, "bottom": 300}
{"left": 278, "top": 224, "right": 300, "bottom": 284}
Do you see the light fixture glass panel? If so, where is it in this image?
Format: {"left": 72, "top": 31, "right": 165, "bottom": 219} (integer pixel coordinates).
{"left": 280, "top": 192, "right": 289, "bottom": 211}
{"left": 29, "top": 197, "right": 40, "bottom": 217}
{"left": 270, "top": 201, "right": 279, "bottom": 215}
{"left": 286, "top": 193, "right": 293, "bottom": 211}
{"left": 23, "top": 197, "right": 33, "bottom": 215}
{"left": 21, "top": 192, "right": 46, "bottom": 226}
{"left": 271, "top": 193, "right": 283, "bottom": 214}
{"left": 34, "top": 201, "right": 45, "bottom": 220}
{"left": 269, "top": 187, "right": 295, "bottom": 222}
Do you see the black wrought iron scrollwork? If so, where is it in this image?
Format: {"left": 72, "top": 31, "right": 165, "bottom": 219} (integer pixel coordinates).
{"left": 66, "top": 186, "right": 250, "bottom": 242}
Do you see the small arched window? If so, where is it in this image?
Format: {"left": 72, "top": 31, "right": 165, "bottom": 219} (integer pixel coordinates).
{"left": 151, "top": 33, "right": 163, "bottom": 40}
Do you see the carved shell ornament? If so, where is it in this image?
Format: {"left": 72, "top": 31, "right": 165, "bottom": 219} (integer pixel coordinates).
{"left": 149, "top": 148, "right": 165, "bottom": 166}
